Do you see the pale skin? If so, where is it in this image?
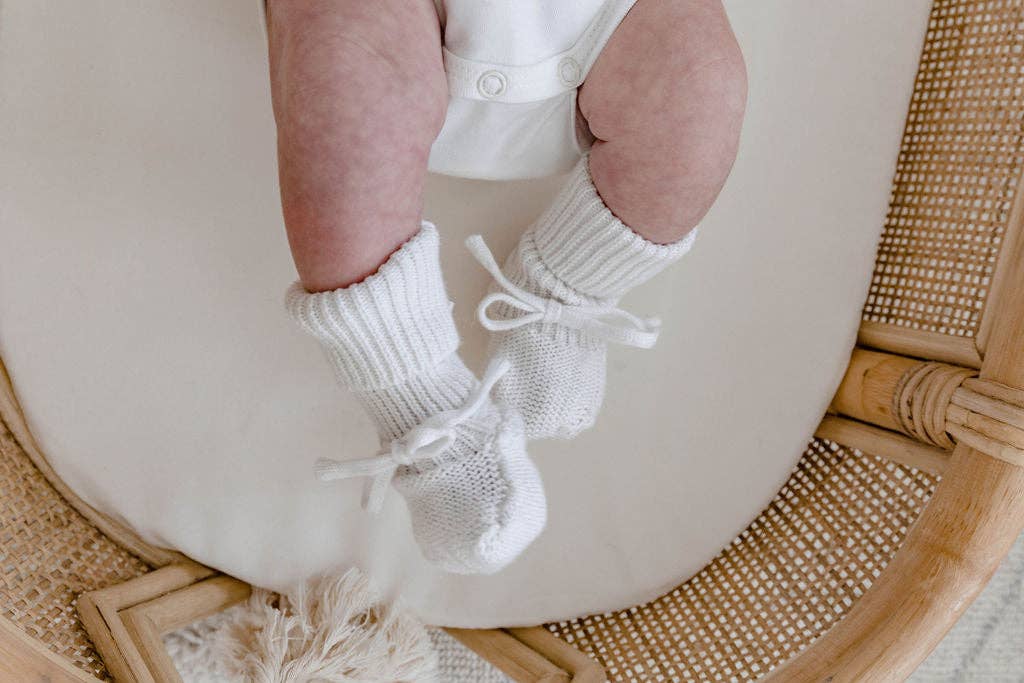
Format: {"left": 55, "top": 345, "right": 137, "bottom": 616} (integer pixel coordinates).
{"left": 267, "top": 0, "right": 747, "bottom": 293}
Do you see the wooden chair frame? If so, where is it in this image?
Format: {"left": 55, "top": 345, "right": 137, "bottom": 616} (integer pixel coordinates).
{"left": 2, "top": 0, "right": 1023, "bottom": 680}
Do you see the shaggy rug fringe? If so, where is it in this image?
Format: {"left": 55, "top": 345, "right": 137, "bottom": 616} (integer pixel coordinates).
{"left": 181, "top": 568, "right": 438, "bottom": 682}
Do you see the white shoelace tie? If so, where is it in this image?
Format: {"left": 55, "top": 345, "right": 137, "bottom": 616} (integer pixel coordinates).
{"left": 465, "top": 235, "right": 661, "bottom": 349}
{"left": 313, "top": 357, "right": 510, "bottom": 514}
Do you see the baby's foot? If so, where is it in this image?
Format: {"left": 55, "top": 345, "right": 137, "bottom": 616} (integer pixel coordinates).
{"left": 316, "top": 358, "right": 546, "bottom": 574}
{"left": 467, "top": 234, "right": 662, "bottom": 440}
{"left": 286, "top": 223, "right": 546, "bottom": 573}
{"left": 468, "top": 155, "right": 696, "bottom": 440}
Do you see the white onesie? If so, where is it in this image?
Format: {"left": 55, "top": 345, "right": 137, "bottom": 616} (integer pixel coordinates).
{"left": 259, "top": 0, "right": 639, "bottom": 181}
{"left": 428, "top": 0, "right": 639, "bottom": 180}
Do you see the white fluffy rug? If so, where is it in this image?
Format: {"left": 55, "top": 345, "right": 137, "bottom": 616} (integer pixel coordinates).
{"left": 165, "top": 568, "right": 442, "bottom": 682}
{"left": 167, "top": 534, "right": 1024, "bottom": 681}
{"left": 164, "top": 568, "right": 509, "bottom": 683}
{"left": 168, "top": 617, "right": 509, "bottom": 683}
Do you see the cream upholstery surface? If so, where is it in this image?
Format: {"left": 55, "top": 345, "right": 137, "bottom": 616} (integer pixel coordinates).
{"left": 0, "top": 1, "right": 929, "bottom": 626}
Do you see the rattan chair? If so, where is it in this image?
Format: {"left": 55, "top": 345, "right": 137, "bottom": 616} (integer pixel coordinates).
{"left": 3, "top": 0, "right": 1024, "bottom": 680}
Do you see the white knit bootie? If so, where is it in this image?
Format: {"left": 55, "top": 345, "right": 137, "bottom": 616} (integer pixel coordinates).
{"left": 467, "top": 155, "right": 696, "bottom": 440}
{"left": 285, "top": 223, "right": 546, "bottom": 574}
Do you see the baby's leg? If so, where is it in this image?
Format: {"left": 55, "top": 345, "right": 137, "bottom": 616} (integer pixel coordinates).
{"left": 580, "top": 0, "right": 746, "bottom": 244}
{"left": 273, "top": 1, "right": 546, "bottom": 573}
{"left": 267, "top": 0, "right": 448, "bottom": 291}
{"left": 476, "top": 0, "right": 746, "bottom": 439}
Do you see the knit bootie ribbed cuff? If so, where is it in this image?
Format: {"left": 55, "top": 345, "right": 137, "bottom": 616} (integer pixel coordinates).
{"left": 284, "top": 222, "right": 459, "bottom": 392}
{"left": 285, "top": 222, "right": 547, "bottom": 573}
{"left": 530, "top": 154, "right": 697, "bottom": 301}
{"left": 470, "top": 154, "right": 697, "bottom": 440}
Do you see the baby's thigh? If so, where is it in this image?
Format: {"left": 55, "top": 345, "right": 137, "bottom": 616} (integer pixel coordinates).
{"left": 267, "top": 0, "right": 445, "bottom": 103}
{"left": 579, "top": 0, "right": 745, "bottom": 141}
{"left": 268, "top": 0, "right": 441, "bottom": 58}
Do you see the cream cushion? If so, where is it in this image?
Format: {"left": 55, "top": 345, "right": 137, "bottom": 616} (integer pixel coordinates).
{"left": 0, "top": 1, "right": 929, "bottom": 626}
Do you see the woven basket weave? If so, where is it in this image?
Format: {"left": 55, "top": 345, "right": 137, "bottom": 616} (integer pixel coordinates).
{"left": 2, "top": 0, "right": 1023, "bottom": 680}
{"left": 543, "top": 444, "right": 938, "bottom": 681}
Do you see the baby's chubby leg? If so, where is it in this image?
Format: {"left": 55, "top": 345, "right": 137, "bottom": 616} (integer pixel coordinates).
{"left": 268, "top": 0, "right": 448, "bottom": 291}
{"left": 273, "top": 1, "right": 546, "bottom": 573}
{"left": 581, "top": 0, "right": 747, "bottom": 244}
{"left": 477, "top": 0, "right": 746, "bottom": 440}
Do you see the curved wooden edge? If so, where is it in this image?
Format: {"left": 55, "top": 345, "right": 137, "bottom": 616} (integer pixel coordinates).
{"left": 762, "top": 144, "right": 1024, "bottom": 682}
{"left": 0, "top": 616, "right": 101, "bottom": 682}
{"left": 0, "top": 355, "right": 180, "bottom": 567}
{"left": 506, "top": 627, "right": 607, "bottom": 683}
{"left": 761, "top": 444, "right": 1024, "bottom": 682}
{"left": 446, "top": 626, "right": 606, "bottom": 682}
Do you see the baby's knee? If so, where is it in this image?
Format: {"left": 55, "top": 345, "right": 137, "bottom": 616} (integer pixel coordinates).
{"left": 664, "top": 47, "right": 747, "bottom": 171}
{"left": 582, "top": 1, "right": 747, "bottom": 156}
{"left": 679, "top": 43, "right": 748, "bottom": 123}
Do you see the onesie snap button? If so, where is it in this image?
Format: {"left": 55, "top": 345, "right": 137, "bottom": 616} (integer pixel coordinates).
{"left": 558, "top": 58, "right": 582, "bottom": 87}
{"left": 477, "top": 70, "right": 508, "bottom": 99}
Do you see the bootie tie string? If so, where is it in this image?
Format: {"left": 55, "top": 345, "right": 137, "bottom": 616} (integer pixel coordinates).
{"left": 466, "top": 235, "right": 661, "bottom": 349}
{"left": 314, "top": 357, "right": 511, "bottom": 513}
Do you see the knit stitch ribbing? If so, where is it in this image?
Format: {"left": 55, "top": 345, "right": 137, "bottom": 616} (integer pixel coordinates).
{"left": 481, "top": 153, "right": 696, "bottom": 439}
{"left": 531, "top": 154, "right": 697, "bottom": 300}
{"left": 284, "top": 223, "right": 459, "bottom": 392}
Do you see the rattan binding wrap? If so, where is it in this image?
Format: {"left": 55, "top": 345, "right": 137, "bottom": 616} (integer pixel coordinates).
{"left": 893, "top": 361, "right": 978, "bottom": 449}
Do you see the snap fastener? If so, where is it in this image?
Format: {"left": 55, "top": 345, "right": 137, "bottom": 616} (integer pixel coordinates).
{"left": 558, "top": 58, "right": 582, "bottom": 87}
{"left": 477, "top": 70, "right": 507, "bottom": 98}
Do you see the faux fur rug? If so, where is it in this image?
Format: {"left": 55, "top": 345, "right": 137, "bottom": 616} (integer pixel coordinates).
{"left": 164, "top": 567, "right": 510, "bottom": 683}
{"left": 168, "top": 537, "right": 1024, "bottom": 681}
{"left": 164, "top": 568, "right": 443, "bottom": 682}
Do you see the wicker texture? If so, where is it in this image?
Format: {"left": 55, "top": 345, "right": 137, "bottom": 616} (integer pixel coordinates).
{"left": 0, "top": 420, "right": 150, "bottom": 680}
{"left": 862, "top": 0, "right": 1024, "bottom": 337}
{"left": 545, "top": 440, "right": 938, "bottom": 682}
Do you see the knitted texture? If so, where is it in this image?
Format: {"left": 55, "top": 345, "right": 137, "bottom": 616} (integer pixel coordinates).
{"left": 484, "top": 155, "right": 696, "bottom": 439}
{"left": 286, "top": 223, "right": 546, "bottom": 574}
